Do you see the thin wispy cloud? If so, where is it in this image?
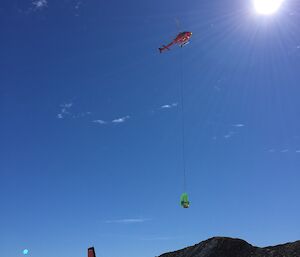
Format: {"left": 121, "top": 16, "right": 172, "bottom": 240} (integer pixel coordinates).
{"left": 74, "top": 0, "right": 83, "bottom": 16}
{"left": 73, "top": 111, "right": 92, "bottom": 118}
{"left": 267, "top": 148, "right": 300, "bottom": 154}
{"left": 75, "top": 1, "right": 82, "bottom": 9}
{"left": 62, "top": 103, "right": 73, "bottom": 108}
{"left": 32, "top": 0, "right": 48, "bottom": 10}
{"left": 57, "top": 102, "right": 73, "bottom": 119}
{"left": 224, "top": 131, "right": 235, "bottom": 139}
{"left": 105, "top": 218, "right": 150, "bottom": 224}
{"left": 112, "top": 115, "right": 130, "bottom": 123}
{"left": 57, "top": 102, "right": 92, "bottom": 119}
{"left": 93, "top": 119, "right": 107, "bottom": 125}
{"left": 232, "top": 123, "right": 245, "bottom": 128}
{"left": 214, "top": 86, "right": 221, "bottom": 92}
{"left": 209, "top": 121, "right": 245, "bottom": 142}
{"left": 161, "top": 103, "right": 178, "bottom": 109}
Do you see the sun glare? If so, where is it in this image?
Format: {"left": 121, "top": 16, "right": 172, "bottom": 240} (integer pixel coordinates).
{"left": 253, "top": 0, "right": 285, "bottom": 15}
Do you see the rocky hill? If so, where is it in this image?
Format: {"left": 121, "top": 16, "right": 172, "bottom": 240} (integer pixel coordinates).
{"left": 158, "top": 237, "right": 300, "bottom": 257}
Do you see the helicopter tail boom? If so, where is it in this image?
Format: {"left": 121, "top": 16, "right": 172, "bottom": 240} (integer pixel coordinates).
{"left": 159, "top": 44, "right": 172, "bottom": 53}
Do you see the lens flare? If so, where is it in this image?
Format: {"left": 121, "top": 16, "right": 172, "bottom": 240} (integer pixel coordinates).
{"left": 253, "top": 0, "right": 285, "bottom": 15}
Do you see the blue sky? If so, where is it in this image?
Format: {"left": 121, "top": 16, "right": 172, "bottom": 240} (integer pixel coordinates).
{"left": 1, "top": 0, "right": 300, "bottom": 257}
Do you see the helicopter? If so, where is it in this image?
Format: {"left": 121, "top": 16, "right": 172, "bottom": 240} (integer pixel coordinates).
{"left": 159, "top": 31, "right": 192, "bottom": 53}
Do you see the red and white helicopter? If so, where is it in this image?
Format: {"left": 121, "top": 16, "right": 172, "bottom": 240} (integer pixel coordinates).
{"left": 159, "top": 31, "right": 192, "bottom": 53}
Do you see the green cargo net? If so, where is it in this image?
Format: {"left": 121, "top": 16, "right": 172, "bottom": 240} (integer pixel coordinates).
{"left": 180, "top": 193, "right": 190, "bottom": 208}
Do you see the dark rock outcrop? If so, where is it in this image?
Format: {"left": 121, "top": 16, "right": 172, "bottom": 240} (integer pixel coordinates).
{"left": 158, "top": 237, "right": 300, "bottom": 257}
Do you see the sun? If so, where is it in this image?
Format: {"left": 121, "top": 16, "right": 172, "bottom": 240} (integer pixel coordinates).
{"left": 253, "top": 0, "right": 285, "bottom": 15}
